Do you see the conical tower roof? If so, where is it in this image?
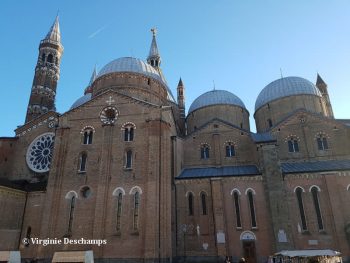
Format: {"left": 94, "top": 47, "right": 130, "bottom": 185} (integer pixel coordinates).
{"left": 88, "top": 66, "right": 97, "bottom": 86}
{"left": 45, "top": 16, "right": 61, "bottom": 43}
{"left": 316, "top": 73, "right": 327, "bottom": 86}
{"left": 148, "top": 29, "right": 160, "bottom": 59}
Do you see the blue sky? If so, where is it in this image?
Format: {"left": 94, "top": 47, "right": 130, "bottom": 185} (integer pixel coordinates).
{"left": 0, "top": 1, "right": 349, "bottom": 136}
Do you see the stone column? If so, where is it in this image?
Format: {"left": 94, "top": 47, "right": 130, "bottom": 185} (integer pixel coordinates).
{"left": 260, "top": 143, "right": 294, "bottom": 251}
{"left": 210, "top": 178, "right": 227, "bottom": 257}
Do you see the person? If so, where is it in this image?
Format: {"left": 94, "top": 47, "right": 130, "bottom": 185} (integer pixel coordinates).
{"left": 225, "top": 256, "right": 231, "bottom": 263}
{"left": 239, "top": 257, "right": 246, "bottom": 263}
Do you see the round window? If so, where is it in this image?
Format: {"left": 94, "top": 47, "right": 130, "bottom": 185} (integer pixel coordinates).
{"left": 81, "top": 186, "right": 92, "bottom": 198}
{"left": 26, "top": 132, "right": 55, "bottom": 173}
{"left": 100, "top": 106, "right": 119, "bottom": 125}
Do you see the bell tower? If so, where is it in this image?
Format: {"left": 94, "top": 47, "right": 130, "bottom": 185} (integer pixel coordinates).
{"left": 25, "top": 16, "right": 63, "bottom": 123}
{"left": 177, "top": 78, "right": 185, "bottom": 119}
{"left": 316, "top": 73, "right": 334, "bottom": 118}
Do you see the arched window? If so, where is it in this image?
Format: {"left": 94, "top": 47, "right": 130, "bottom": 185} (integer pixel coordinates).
{"left": 67, "top": 195, "right": 76, "bottom": 235}
{"left": 247, "top": 191, "right": 257, "bottom": 228}
{"left": 125, "top": 150, "right": 132, "bottom": 169}
{"left": 79, "top": 153, "right": 87, "bottom": 172}
{"left": 288, "top": 137, "right": 299, "bottom": 152}
{"left": 41, "top": 53, "right": 46, "bottom": 62}
{"left": 200, "top": 192, "right": 207, "bottom": 215}
{"left": 316, "top": 134, "right": 329, "bottom": 150}
{"left": 116, "top": 193, "right": 123, "bottom": 232}
{"left": 83, "top": 129, "right": 93, "bottom": 144}
{"left": 200, "top": 144, "right": 210, "bottom": 159}
{"left": 55, "top": 56, "right": 59, "bottom": 66}
{"left": 188, "top": 192, "right": 194, "bottom": 216}
{"left": 233, "top": 191, "right": 242, "bottom": 228}
{"left": 311, "top": 187, "right": 324, "bottom": 230}
{"left": 133, "top": 192, "right": 140, "bottom": 231}
{"left": 47, "top": 54, "right": 53, "bottom": 63}
{"left": 295, "top": 187, "right": 307, "bottom": 231}
{"left": 124, "top": 126, "right": 134, "bottom": 142}
{"left": 225, "top": 142, "right": 235, "bottom": 157}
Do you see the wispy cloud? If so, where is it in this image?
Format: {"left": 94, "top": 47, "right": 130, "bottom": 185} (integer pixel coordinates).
{"left": 88, "top": 25, "right": 107, "bottom": 39}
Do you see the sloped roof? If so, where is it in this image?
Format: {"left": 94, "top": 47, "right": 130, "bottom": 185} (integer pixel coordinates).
{"left": 176, "top": 165, "right": 260, "bottom": 180}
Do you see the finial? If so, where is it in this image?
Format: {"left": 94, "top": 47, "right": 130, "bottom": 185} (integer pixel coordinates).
{"left": 151, "top": 28, "right": 157, "bottom": 37}
{"left": 213, "top": 80, "right": 216, "bottom": 91}
{"left": 280, "top": 68, "right": 283, "bottom": 78}
{"left": 56, "top": 9, "right": 60, "bottom": 17}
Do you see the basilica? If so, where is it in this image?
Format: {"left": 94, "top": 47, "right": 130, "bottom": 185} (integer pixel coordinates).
{"left": 0, "top": 17, "right": 350, "bottom": 263}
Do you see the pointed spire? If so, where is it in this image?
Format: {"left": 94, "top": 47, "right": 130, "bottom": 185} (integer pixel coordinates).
{"left": 178, "top": 78, "right": 183, "bottom": 87}
{"left": 88, "top": 66, "right": 97, "bottom": 86}
{"left": 84, "top": 66, "right": 97, "bottom": 95}
{"left": 45, "top": 15, "right": 61, "bottom": 43}
{"left": 147, "top": 28, "right": 161, "bottom": 67}
{"left": 316, "top": 73, "right": 327, "bottom": 86}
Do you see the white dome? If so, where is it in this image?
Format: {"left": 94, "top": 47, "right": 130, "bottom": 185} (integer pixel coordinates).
{"left": 188, "top": 90, "right": 246, "bottom": 115}
{"left": 97, "top": 57, "right": 175, "bottom": 102}
{"left": 70, "top": 93, "right": 92, "bottom": 110}
{"left": 255, "top": 76, "right": 322, "bottom": 111}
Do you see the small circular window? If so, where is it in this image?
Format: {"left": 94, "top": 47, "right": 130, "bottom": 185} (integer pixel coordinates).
{"left": 80, "top": 186, "right": 92, "bottom": 198}
{"left": 100, "top": 106, "right": 119, "bottom": 125}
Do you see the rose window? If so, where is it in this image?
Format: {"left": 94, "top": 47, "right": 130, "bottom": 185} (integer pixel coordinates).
{"left": 26, "top": 132, "right": 55, "bottom": 173}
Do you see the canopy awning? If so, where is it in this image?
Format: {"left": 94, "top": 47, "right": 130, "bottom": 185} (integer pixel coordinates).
{"left": 274, "top": 250, "right": 341, "bottom": 258}
{"left": 52, "top": 251, "right": 94, "bottom": 263}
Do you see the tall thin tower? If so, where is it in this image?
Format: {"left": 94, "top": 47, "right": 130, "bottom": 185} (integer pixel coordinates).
{"left": 25, "top": 16, "right": 63, "bottom": 123}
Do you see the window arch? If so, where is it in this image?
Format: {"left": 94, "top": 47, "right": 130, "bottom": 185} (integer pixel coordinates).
{"left": 122, "top": 122, "right": 136, "bottom": 142}
{"left": 316, "top": 133, "right": 329, "bottom": 151}
{"left": 41, "top": 53, "right": 46, "bottom": 62}
{"left": 47, "top": 54, "right": 53, "bottom": 63}
{"left": 79, "top": 152, "right": 87, "bottom": 172}
{"left": 116, "top": 192, "right": 123, "bottom": 232}
{"left": 125, "top": 150, "right": 132, "bottom": 169}
{"left": 113, "top": 187, "right": 126, "bottom": 196}
{"left": 233, "top": 191, "right": 242, "bottom": 228}
{"left": 287, "top": 136, "right": 299, "bottom": 153}
{"left": 295, "top": 187, "right": 307, "bottom": 231}
{"left": 83, "top": 129, "right": 93, "bottom": 145}
{"left": 200, "top": 144, "right": 210, "bottom": 159}
{"left": 225, "top": 142, "right": 236, "bottom": 157}
{"left": 129, "top": 186, "right": 143, "bottom": 195}
{"left": 310, "top": 186, "right": 324, "bottom": 230}
{"left": 188, "top": 192, "right": 194, "bottom": 216}
{"left": 247, "top": 190, "right": 257, "bottom": 228}
{"left": 200, "top": 192, "right": 207, "bottom": 215}
{"left": 133, "top": 192, "right": 140, "bottom": 231}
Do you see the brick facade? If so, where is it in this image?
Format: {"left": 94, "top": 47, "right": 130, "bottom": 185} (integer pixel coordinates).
{"left": 0, "top": 19, "right": 349, "bottom": 263}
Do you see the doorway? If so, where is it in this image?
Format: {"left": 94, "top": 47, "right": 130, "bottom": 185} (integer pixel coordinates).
{"left": 242, "top": 240, "right": 256, "bottom": 263}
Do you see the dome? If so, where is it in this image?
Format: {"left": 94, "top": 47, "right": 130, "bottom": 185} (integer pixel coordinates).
{"left": 97, "top": 57, "right": 175, "bottom": 102}
{"left": 255, "top": 76, "right": 322, "bottom": 111}
{"left": 188, "top": 90, "right": 246, "bottom": 115}
{"left": 70, "top": 93, "right": 92, "bottom": 110}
